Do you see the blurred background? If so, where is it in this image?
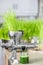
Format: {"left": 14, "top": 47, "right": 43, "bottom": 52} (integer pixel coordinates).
{"left": 0, "top": 0, "right": 43, "bottom": 23}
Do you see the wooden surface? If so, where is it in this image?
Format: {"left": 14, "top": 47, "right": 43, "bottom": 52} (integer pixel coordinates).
{"left": 6, "top": 50, "right": 43, "bottom": 65}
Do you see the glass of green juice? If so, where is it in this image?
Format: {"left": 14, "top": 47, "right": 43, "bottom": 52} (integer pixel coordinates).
{"left": 20, "top": 55, "right": 29, "bottom": 64}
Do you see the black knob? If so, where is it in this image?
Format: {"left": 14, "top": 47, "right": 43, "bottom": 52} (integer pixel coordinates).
{"left": 22, "top": 46, "right": 25, "bottom": 51}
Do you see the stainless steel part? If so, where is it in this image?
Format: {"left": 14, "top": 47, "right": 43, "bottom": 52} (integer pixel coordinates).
{"left": 1, "top": 43, "right": 38, "bottom": 50}
{"left": 9, "top": 31, "right": 23, "bottom": 45}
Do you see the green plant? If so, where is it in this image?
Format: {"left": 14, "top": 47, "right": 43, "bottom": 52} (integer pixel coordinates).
{"left": 0, "top": 11, "right": 43, "bottom": 42}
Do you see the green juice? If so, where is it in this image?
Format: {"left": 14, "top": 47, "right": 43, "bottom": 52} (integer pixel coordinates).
{"left": 20, "top": 56, "right": 29, "bottom": 64}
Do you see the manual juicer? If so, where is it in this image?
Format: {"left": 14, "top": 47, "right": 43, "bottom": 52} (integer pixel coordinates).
{"left": 1, "top": 30, "right": 38, "bottom": 65}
